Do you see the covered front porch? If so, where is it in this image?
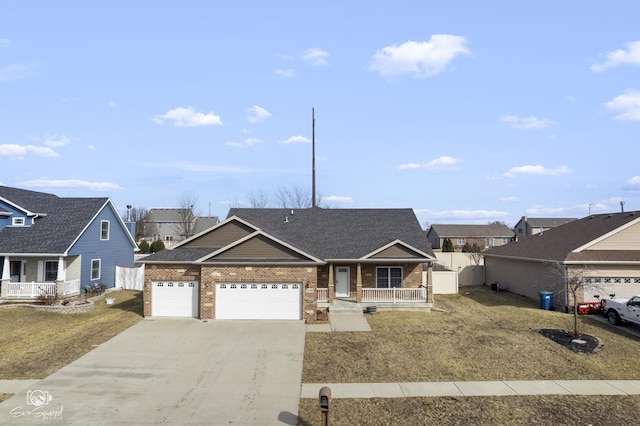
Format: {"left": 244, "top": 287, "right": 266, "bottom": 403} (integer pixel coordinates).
{"left": 316, "top": 261, "right": 433, "bottom": 309}
{"left": 0, "top": 255, "right": 82, "bottom": 300}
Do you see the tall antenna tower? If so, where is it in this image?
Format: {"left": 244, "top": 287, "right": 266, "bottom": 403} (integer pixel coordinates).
{"left": 312, "top": 107, "right": 316, "bottom": 208}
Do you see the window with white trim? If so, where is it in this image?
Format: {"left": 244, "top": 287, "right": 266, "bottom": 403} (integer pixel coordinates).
{"left": 456, "top": 238, "right": 465, "bottom": 245}
{"left": 376, "top": 266, "right": 403, "bottom": 288}
{"left": 91, "top": 259, "right": 101, "bottom": 280}
{"left": 100, "top": 220, "right": 110, "bottom": 240}
{"left": 12, "top": 217, "right": 25, "bottom": 226}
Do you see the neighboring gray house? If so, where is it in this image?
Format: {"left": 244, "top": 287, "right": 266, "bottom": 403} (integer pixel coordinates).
{"left": 143, "top": 208, "right": 219, "bottom": 247}
{"left": 485, "top": 211, "right": 640, "bottom": 311}
{"left": 139, "top": 208, "right": 437, "bottom": 321}
{"left": 0, "top": 186, "right": 138, "bottom": 299}
{"left": 513, "top": 216, "right": 577, "bottom": 240}
{"left": 426, "top": 224, "right": 515, "bottom": 250}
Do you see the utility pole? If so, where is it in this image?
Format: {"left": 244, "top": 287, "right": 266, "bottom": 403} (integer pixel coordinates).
{"left": 312, "top": 107, "right": 316, "bottom": 208}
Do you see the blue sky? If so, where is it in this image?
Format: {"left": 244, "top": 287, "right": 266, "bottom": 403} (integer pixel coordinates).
{"left": 1, "top": 1, "right": 639, "bottom": 227}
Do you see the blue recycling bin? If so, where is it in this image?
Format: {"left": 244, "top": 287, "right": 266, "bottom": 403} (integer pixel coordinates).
{"left": 539, "top": 291, "right": 553, "bottom": 310}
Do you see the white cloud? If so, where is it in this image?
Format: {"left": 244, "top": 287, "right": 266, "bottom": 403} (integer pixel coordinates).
{"left": 500, "top": 115, "right": 552, "bottom": 130}
{"left": 591, "top": 40, "right": 640, "bottom": 73}
{"left": 107, "top": 101, "right": 117, "bottom": 107}
{"left": 604, "top": 89, "right": 640, "bottom": 121}
{"left": 301, "top": 48, "right": 329, "bottom": 66}
{"left": 20, "top": 179, "right": 122, "bottom": 191}
{"left": 279, "top": 135, "right": 310, "bottom": 144}
{"left": 624, "top": 176, "right": 640, "bottom": 192}
{"left": 368, "top": 35, "right": 470, "bottom": 78}
{"left": 397, "top": 156, "right": 461, "bottom": 170}
{"left": 0, "top": 143, "right": 59, "bottom": 157}
{"left": 500, "top": 196, "right": 520, "bottom": 202}
{"left": 425, "top": 156, "right": 461, "bottom": 168}
{"left": 227, "top": 137, "right": 263, "bottom": 148}
{"left": 44, "top": 134, "right": 70, "bottom": 147}
{"left": 397, "top": 163, "right": 422, "bottom": 170}
{"left": 321, "top": 195, "right": 353, "bottom": 204}
{"left": 0, "top": 64, "right": 34, "bottom": 82}
{"left": 0, "top": 38, "right": 10, "bottom": 48}
{"left": 274, "top": 68, "right": 295, "bottom": 78}
{"left": 247, "top": 105, "right": 271, "bottom": 123}
{"left": 505, "top": 165, "right": 571, "bottom": 177}
{"left": 152, "top": 107, "right": 223, "bottom": 127}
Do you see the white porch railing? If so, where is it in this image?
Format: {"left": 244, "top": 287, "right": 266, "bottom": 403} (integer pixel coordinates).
{"left": 7, "top": 282, "right": 57, "bottom": 298}
{"left": 317, "top": 288, "right": 328, "bottom": 302}
{"left": 63, "top": 279, "right": 81, "bottom": 296}
{"left": 362, "top": 287, "right": 426, "bottom": 303}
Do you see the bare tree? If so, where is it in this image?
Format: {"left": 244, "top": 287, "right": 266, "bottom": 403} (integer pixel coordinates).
{"left": 548, "top": 261, "right": 604, "bottom": 338}
{"left": 121, "top": 206, "right": 155, "bottom": 241}
{"left": 176, "top": 192, "right": 199, "bottom": 239}
{"left": 275, "top": 185, "right": 313, "bottom": 209}
{"left": 247, "top": 190, "right": 270, "bottom": 208}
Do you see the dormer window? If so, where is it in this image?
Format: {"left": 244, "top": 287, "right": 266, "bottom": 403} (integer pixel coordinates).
{"left": 12, "top": 217, "right": 25, "bottom": 226}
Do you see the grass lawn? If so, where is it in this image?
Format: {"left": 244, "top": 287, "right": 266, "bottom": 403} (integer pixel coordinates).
{"left": 0, "top": 290, "right": 143, "bottom": 381}
{"left": 299, "top": 286, "right": 640, "bottom": 425}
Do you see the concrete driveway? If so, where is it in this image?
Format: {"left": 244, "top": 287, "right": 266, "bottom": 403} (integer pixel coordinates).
{"left": 0, "top": 319, "right": 306, "bottom": 425}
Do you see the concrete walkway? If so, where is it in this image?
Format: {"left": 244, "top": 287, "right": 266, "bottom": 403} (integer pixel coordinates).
{"left": 300, "top": 380, "right": 640, "bottom": 398}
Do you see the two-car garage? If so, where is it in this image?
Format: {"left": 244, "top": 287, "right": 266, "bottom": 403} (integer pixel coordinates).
{"left": 151, "top": 281, "right": 302, "bottom": 320}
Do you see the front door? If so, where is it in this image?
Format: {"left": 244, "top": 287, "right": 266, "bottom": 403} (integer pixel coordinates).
{"left": 335, "top": 267, "right": 350, "bottom": 297}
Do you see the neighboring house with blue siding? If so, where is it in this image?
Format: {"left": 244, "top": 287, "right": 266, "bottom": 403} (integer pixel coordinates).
{"left": 0, "top": 186, "right": 138, "bottom": 300}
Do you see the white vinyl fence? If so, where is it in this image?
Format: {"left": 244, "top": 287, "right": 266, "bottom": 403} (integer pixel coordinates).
{"left": 115, "top": 265, "right": 145, "bottom": 291}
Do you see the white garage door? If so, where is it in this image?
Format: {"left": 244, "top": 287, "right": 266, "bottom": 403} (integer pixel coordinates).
{"left": 216, "top": 283, "right": 301, "bottom": 320}
{"left": 152, "top": 281, "right": 199, "bottom": 317}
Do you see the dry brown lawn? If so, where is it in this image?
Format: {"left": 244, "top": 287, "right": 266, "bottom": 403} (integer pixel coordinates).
{"left": 299, "top": 286, "right": 640, "bottom": 425}
{"left": 0, "top": 290, "right": 143, "bottom": 380}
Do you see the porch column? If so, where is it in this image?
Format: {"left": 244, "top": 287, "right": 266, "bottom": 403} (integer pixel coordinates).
{"left": 427, "top": 262, "right": 433, "bottom": 303}
{"left": 356, "top": 263, "right": 363, "bottom": 303}
{"left": 56, "top": 256, "right": 65, "bottom": 296}
{"left": 1, "top": 256, "right": 9, "bottom": 298}
{"left": 328, "top": 263, "right": 334, "bottom": 303}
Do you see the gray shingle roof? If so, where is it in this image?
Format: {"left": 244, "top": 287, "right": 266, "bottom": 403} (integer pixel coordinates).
{"left": 429, "top": 224, "right": 515, "bottom": 238}
{"left": 485, "top": 211, "right": 640, "bottom": 262}
{"left": 518, "top": 217, "right": 577, "bottom": 228}
{"left": 0, "top": 186, "right": 109, "bottom": 254}
{"left": 227, "top": 207, "right": 435, "bottom": 260}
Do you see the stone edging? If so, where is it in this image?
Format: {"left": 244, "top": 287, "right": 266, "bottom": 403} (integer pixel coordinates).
{"left": 0, "top": 300, "right": 95, "bottom": 314}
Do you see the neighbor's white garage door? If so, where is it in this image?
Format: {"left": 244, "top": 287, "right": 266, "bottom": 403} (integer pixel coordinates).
{"left": 216, "top": 283, "right": 301, "bottom": 320}
{"left": 152, "top": 281, "right": 199, "bottom": 317}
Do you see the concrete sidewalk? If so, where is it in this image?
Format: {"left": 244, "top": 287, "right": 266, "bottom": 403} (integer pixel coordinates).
{"left": 300, "top": 380, "right": 640, "bottom": 398}
{"left": 0, "top": 380, "right": 40, "bottom": 394}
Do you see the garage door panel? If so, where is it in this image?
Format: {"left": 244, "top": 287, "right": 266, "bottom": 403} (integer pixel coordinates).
{"left": 152, "top": 281, "right": 199, "bottom": 317}
{"left": 216, "top": 283, "right": 301, "bottom": 320}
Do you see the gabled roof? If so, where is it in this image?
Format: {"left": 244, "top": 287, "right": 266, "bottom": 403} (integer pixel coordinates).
{"left": 516, "top": 217, "right": 577, "bottom": 228}
{"left": 146, "top": 208, "right": 188, "bottom": 222}
{"left": 0, "top": 185, "right": 135, "bottom": 255}
{"left": 192, "top": 216, "right": 220, "bottom": 234}
{"left": 141, "top": 207, "right": 436, "bottom": 264}
{"left": 227, "top": 207, "right": 435, "bottom": 261}
{"left": 428, "top": 224, "right": 515, "bottom": 238}
{"left": 485, "top": 211, "right": 640, "bottom": 263}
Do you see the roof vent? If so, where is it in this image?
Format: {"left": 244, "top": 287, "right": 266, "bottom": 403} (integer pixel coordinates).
{"left": 284, "top": 216, "right": 289, "bottom": 224}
